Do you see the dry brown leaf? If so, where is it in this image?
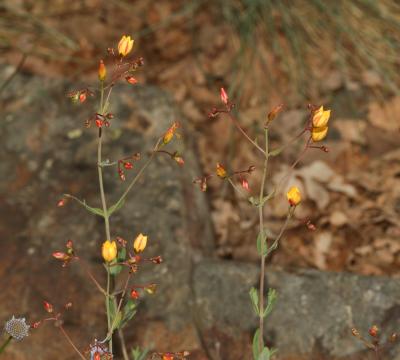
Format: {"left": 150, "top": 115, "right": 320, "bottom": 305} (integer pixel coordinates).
{"left": 368, "top": 96, "right": 400, "bottom": 131}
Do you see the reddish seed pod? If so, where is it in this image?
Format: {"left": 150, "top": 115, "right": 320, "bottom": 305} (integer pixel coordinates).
{"left": 43, "top": 301, "right": 54, "bottom": 313}
{"left": 95, "top": 119, "right": 103, "bottom": 128}
{"left": 123, "top": 162, "right": 133, "bottom": 170}
{"left": 126, "top": 76, "right": 138, "bottom": 85}
{"left": 369, "top": 325, "right": 379, "bottom": 337}
{"left": 31, "top": 321, "right": 41, "bottom": 329}
{"left": 94, "top": 352, "right": 101, "bottom": 360}
{"left": 52, "top": 251, "right": 68, "bottom": 260}
{"left": 79, "top": 92, "right": 87, "bottom": 103}
{"left": 220, "top": 87, "right": 229, "bottom": 105}
{"left": 106, "top": 113, "right": 114, "bottom": 119}
{"left": 66, "top": 240, "right": 73, "bottom": 249}
{"left": 240, "top": 178, "right": 250, "bottom": 191}
{"left": 130, "top": 289, "right": 140, "bottom": 300}
{"left": 57, "top": 199, "right": 65, "bottom": 207}
{"left": 150, "top": 256, "right": 163, "bottom": 264}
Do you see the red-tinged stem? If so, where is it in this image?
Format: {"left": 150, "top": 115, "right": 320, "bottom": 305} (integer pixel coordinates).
{"left": 78, "top": 258, "right": 107, "bottom": 296}
{"left": 59, "top": 326, "right": 86, "bottom": 360}
{"left": 258, "top": 128, "right": 269, "bottom": 353}
{"left": 226, "top": 112, "right": 266, "bottom": 156}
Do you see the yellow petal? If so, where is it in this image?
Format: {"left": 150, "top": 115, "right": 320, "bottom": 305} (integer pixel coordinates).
{"left": 311, "top": 126, "right": 329, "bottom": 142}
{"left": 102, "top": 240, "right": 117, "bottom": 262}
{"left": 287, "top": 186, "right": 301, "bottom": 206}
{"left": 133, "top": 233, "right": 148, "bottom": 253}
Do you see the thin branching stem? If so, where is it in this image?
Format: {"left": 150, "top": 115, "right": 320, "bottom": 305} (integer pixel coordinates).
{"left": 0, "top": 336, "right": 12, "bottom": 354}
{"left": 59, "top": 326, "right": 86, "bottom": 360}
{"left": 258, "top": 128, "right": 269, "bottom": 353}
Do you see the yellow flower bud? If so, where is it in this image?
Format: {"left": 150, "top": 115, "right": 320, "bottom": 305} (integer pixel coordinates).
{"left": 118, "top": 35, "right": 134, "bottom": 57}
{"left": 133, "top": 233, "right": 148, "bottom": 253}
{"left": 312, "top": 106, "right": 331, "bottom": 128}
{"left": 98, "top": 60, "right": 106, "bottom": 81}
{"left": 216, "top": 163, "right": 227, "bottom": 178}
{"left": 102, "top": 240, "right": 117, "bottom": 262}
{"left": 311, "top": 126, "right": 329, "bottom": 142}
{"left": 287, "top": 186, "right": 301, "bottom": 206}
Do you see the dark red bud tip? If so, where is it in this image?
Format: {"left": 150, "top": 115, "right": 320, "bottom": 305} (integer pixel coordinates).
{"left": 52, "top": 251, "right": 68, "bottom": 260}
{"left": 151, "top": 256, "right": 163, "bottom": 264}
{"left": 123, "top": 162, "right": 133, "bottom": 170}
{"left": 57, "top": 199, "right": 65, "bottom": 207}
{"left": 66, "top": 240, "right": 73, "bottom": 249}
{"left": 79, "top": 93, "right": 87, "bottom": 103}
{"left": 130, "top": 289, "right": 140, "bottom": 299}
{"left": 43, "top": 301, "right": 54, "bottom": 313}
{"left": 126, "top": 76, "right": 138, "bottom": 85}
{"left": 31, "top": 321, "right": 41, "bottom": 329}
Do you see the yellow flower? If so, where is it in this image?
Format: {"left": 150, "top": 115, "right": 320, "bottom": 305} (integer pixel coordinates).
{"left": 118, "top": 35, "right": 134, "bottom": 57}
{"left": 216, "top": 163, "right": 227, "bottom": 178}
{"left": 312, "top": 106, "right": 331, "bottom": 128}
{"left": 102, "top": 240, "right": 117, "bottom": 262}
{"left": 163, "top": 122, "right": 179, "bottom": 144}
{"left": 287, "top": 186, "right": 301, "bottom": 206}
{"left": 311, "top": 126, "right": 329, "bottom": 142}
{"left": 311, "top": 106, "right": 331, "bottom": 142}
{"left": 98, "top": 60, "right": 106, "bottom": 81}
{"left": 133, "top": 233, "right": 148, "bottom": 253}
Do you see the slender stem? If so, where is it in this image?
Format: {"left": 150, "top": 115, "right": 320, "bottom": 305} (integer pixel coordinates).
{"left": 227, "top": 112, "right": 266, "bottom": 156}
{"left": 0, "top": 336, "right": 12, "bottom": 354}
{"left": 78, "top": 258, "right": 107, "bottom": 296}
{"left": 106, "top": 265, "right": 112, "bottom": 352}
{"left": 98, "top": 131, "right": 111, "bottom": 241}
{"left": 59, "top": 326, "right": 86, "bottom": 360}
{"left": 98, "top": 80, "right": 113, "bottom": 353}
{"left": 105, "top": 273, "right": 132, "bottom": 341}
{"left": 267, "top": 209, "right": 293, "bottom": 254}
{"left": 112, "top": 139, "right": 161, "bottom": 211}
{"left": 258, "top": 128, "right": 269, "bottom": 353}
{"left": 227, "top": 178, "right": 248, "bottom": 199}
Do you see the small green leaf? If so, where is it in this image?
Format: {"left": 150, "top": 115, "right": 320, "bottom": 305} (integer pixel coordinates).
{"left": 108, "top": 198, "right": 126, "bottom": 216}
{"left": 252, "top": 329, "right": 262, "bottom": 360}
{"left": 262, "top": 288, "right": 277, "bottom": 318}
{"left": 64, "top": 194, "right": 104, "bottom": 218}
{"left": 120, "top": 299, "right": 137, "bottom": 329}
{"left": 131, "top": 347, "right": 149, "bottom": 360}
{"left": 108, "top": 258, "right": 123, "bottom": 275}
{"left": 249, "top": 287, "right": 260, "bottom": 316}
{"left": 258, "top": 347, "right": 271, "bottom": 360}
{"left": 256, "top": 230, "right": 268, "bottom": 256}
{"left": 111, "top": 310, "right": 122, "bottom": 331}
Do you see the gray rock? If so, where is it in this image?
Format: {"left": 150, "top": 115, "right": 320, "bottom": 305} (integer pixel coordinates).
{"left": 193, "top": 260, "right": 400, "bottom": 359}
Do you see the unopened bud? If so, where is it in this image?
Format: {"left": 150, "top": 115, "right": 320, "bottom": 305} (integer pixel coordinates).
{"left": 125, "top": 76, "right": 138, "bottom": 85}
{"left": 43, "top": 301, "right": 54, "bottom": 313}
{"left": 57, "top": 199, "right": 66, "bottom": 207}
{"left": 130, "top": 289, "right": 139, "bottom": 300}
{"left": 216, "top": 163, "right": 227, "bottom": 178}
{"left": 369, "top": 325, "right": 379, "bottom": 337}
{"left": 220, "top": 87, "right": 229, "bottom": 105}
{"left": 98, "top": 60, "right": 106, "bottom": 81}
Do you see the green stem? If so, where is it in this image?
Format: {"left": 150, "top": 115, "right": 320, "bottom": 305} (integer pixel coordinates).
{"left": 112, "top": 138, "right": 161, "bottom": 211}
{"left": 98, "top": 80, "right": 113, "bottom": 353}
{"left": 0, "top": 336, "right": 12, "bottom": 354}
{"left": 258, "top": 128, "right": 269, "bottom": 353}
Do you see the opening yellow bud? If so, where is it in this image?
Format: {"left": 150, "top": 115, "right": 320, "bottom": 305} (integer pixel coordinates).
{"left": 98, "top": 60, "right": 106, "bottom": 81}
{"left": 102, "top": 240, "right": 117, "bottom": 262}
{"left": 216, "top": 163, "right": 227, "bottom": 178}
{"left": 287, "top": 186, "right": 301, "bottom": 206}
{"left": 133, "top": 233, "right": 148, "bottom": 253}
{"left": 118, "top": 35, "right": 134, "bottom": 57}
